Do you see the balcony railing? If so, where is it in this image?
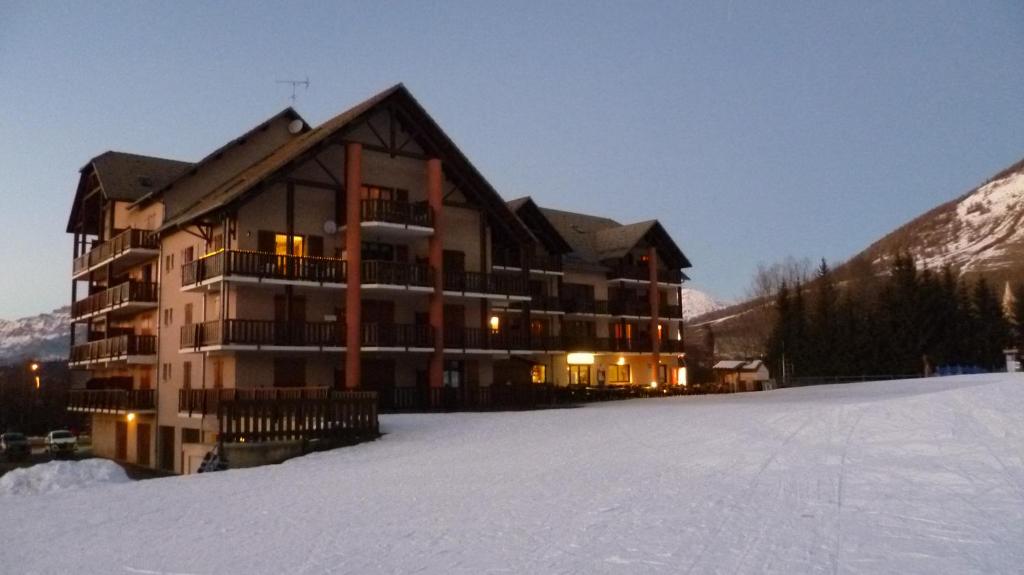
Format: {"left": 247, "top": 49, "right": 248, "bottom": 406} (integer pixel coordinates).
{"left": 362, "top": 260, "right": 433, "bottom": 288}
{"left": 442, "top": 327, "right": 536, "bottom": 351}
{"left": 71, "top": 281, "right": 158, "bottom": 320}
{"left": 179, "top": 386, "right": 331, "bottom": 416}
{"left": 609, "top": 301, "right": 684, "bottom": 319}
{"left": 70, "top": 334, "right": 157, "bottom": 365}
{"left": 72, "top": 228, "right": 158, "bottom": 276}
{"left": 67, "top": 389, "right": 155, "bottom": 413}
{"left": 182, "top": 250, "right": 346, "bottom": 287}
{"left": 492, "top": 251, "right": 563, "bottom": 273}
{"left": 181, "top": 320, "right": 342, "bottom": 349}
{"left": 562, "top": 299, "right": 610, "bottom": 315}
{"left": 361, "top": 323, "right": 433, "bottom": 349}
{"left": 360, "top": 199, "right": 433, "bottom": 228}
{"left": 442, "top": 270, "right": 529, "bottom": 297}
{"left": 607, "top": 264, "right": 683, "bottom": 284}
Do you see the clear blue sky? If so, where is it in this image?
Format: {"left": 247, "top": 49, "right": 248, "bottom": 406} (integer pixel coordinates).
{"left": 1, "top": 1, "right": 1022, "bottom": 318}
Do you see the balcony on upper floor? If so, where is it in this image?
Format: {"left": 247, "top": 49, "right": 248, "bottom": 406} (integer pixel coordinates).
{"left": 69, "top": 334, "right": 157, "bottom": 368}
{"left": 561, "top": 298, "right": 611, "bottom": 317}
{"left": 72, "top": 229, "right": 159, "bottom": 280}
{"left": 71, "top": 281, "right": 158, "bottom": 322}
{"left": 491, "top": 251, "right": 563, "bottom": 276}
{"left": 67, "top": 388, "right": 156, "bottom": 414}
{"left": 348, "top": 199, "right": 434, "bottom": 239}
{"left": 179, "top": 320, "right": 434, "bottom": 353}
{"left": 362, "top": 260, "right": 433, "bottom": 293}
{"left": 606, "top": 264, "right": 684, "bottom": 286}
{"left": 442, "top": 270, "right": 530, "bottom": 301}
{"left": 609, "top": 300, "right": 684, "bottom": 320}
{"left": 181, "top": 250, "right": 347, "bottom": 292}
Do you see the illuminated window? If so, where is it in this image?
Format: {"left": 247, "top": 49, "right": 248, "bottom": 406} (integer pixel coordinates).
{"left": 531, "top": 365, "right": 546, "bottom": 384}
{"left": 274, "top": 234, "right": 303, "bottom": 256}
{"left": 568, "top": 365, "right": 591, "bottom": 385}
{"left": 608, "top": 364, "right": 631, "bottom": 383}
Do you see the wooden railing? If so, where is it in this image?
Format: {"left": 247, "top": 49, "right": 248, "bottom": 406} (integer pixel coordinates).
{"left": 182, "top": 250, "right": 346, "bottom": 286}
{"left": 67, "top": 389, "right": 155, "bottom": 413}
{"left": 70, "top": 334, "right": 157, "bottom": 364}
{"left": 362, "top": 260, "right": 433, "bottom": 288}
{"left": 492, "top": 250, "right": 563, "bottom": 273}
{"left": 607, "top": 264, "right": 684, "bottom": 284}
{"left": 72, "top": 228, "right": 158, "bottom": 275}
{"left": 360, "top": 199, "right": 433, "bottom": 228}
{"left": 380, "top": 382, "right": 687, "bottom": 412}
{"left": 442, "top": 270, "right": 529, "bottom": 297}
{"left": 71, "top": 281, "right": 158, "bottom": 320}
{"left": 608, "top": 300, "right": 684, "bottom": 319}
{"left": 361, "top": 323, "right": 433, "bottom": 348}
{"left": 562, "top": 299, "right": 610, "bottom": 315}
{"left": 178, "top": 386, "right": 332, "bottom": 416}
{"left": 217, "top": 391, "right": 379, "bottom": 443}
{"left": 181, "top": 320, "right": 343, "bottom": 349}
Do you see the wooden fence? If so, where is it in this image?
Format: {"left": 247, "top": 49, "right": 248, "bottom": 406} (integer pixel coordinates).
{"left": 216, "top": 391, "right": 378, "bottom": 443}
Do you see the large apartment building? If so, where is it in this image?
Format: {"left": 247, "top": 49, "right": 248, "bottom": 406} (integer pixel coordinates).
{"left": 65, "top": 84, "right": 691, "bottom": 474}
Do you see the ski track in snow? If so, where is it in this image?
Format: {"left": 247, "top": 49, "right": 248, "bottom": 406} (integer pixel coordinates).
{"left": 3, "top": 374, "right": 1024, "bottom": 574}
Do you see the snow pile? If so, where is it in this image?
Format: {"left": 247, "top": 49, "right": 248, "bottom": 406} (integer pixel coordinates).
{"left": 3, "top": 374, "right": 1024, "bottom": 573}
{"left": 0, "top": 459, "right": 130, "bottom": 497}
{"left": 680, "top": 287, "right": 727, "bottom": 320}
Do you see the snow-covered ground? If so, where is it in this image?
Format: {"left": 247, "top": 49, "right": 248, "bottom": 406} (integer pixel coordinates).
{"left": 3, "top": 374, "right": 1024, "bottom": 574}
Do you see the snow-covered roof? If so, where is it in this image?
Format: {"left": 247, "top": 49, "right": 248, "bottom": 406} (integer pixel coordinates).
{"left": 713, "top": 360, "right": 766, "bottom": 372}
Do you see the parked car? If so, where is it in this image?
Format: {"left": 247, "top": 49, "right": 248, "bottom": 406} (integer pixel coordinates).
{"left": 1, "top": 432, "right": 31, "bottom": 461}
{"left": 45, "top": 430, "right": 78, "bottom": 457}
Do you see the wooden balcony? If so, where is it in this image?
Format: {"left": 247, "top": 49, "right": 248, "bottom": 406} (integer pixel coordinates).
{"left": 72, "top": 228, "right": 158, "bottom": 279}
{"left": 181, "top": 320, "right": 343, "bottom": 351}
{"left": 442, "top": 270, "right": 530, "bottom": 300}
{"left": 181, "top": 250, "right": 346, "bottom": 291}
{"left": 67, "top": 389, "right": 155, "bottom": 414}
{"left": 71, "top": 281, "right": 158, "bottom": 321}
{"left": 178, "top": 388, "right": 379, "bottom": 445}
{"left": 562, "top": 298, "right": 611, "bottom": 316}
{"left": 491, "top": 251, "right": 563, "bottom": 275}
{"left": 608, "top": 300, "right": 685, "bottom": 319}
{"left": 69, "top": 334, "right": 157, "bottom": 367}
{"left": 361, "top": 260, "right": 433, "bottom": 291}
{"left": 178, "top": 386, "right": 331, "bottom": 416}
{"left": 443, "top": 327, "right": 537, "bottom": 354}
{"left": 355, "top": 199, "right": 433, "bottom": 237}
{"left": 607, "top": 264, "right": 684, "bottom": 285}
{"left": 361, "top": 323, "right": 433, "bottom": 350}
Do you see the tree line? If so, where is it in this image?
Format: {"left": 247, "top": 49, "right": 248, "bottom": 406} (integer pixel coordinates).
{"left": 766, "top": 255, "right": 1017, "bottom": 380}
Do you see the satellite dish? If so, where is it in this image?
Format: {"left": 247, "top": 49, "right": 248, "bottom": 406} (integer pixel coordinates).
{"left": 323, "top": 220, "right": 338, "bottom": 234}
{"left": 288, "top": 119, "right": 304, "bottom": 134}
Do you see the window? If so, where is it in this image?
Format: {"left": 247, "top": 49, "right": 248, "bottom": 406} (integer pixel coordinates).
{"left": 568, "top": 365, "right": 590, "bottom": 386}
{"left": 162, "top": 363, "right": 172, "bottom": 381}
{"left": 164, "top": 253, "right": 175, "bottom": 272}
{"left": 658, "top": 364, "right": 668, "bottom": 384}
{"left": 182, "top": 361, "right": 192, "bottom": 389}
{"left": 274, "top": 234, "right": 303, "bottom": 256}
{"left": 614, "top": 323, "right": 633, "bottom": 340}
{"left": 361, "top": 185, "right": 408, "bottom": 202}
{"left": 163, "top": 308, "right": 173, "bottom": 326}
{"left": 361, "top": 242, "right": 395, "bottom": 262}
{"left": 608, "top": 364, "right": 631, "bottom": 384}
{"left": 182, "top": 246, "right": 195, "bottom": 264}
{"left": 531, "top": 365, "right": 546, "bottom": 384}
{"left": 444, "top": 361, "right": 463, "bottom": 388}
{"left": 211, "top": 234, "right": 224, "bottom": 253}
{"left": 184, "top": 303, "right": 193, "bottom": 326}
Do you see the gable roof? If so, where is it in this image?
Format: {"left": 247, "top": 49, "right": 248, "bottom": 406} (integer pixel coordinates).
{"left": 713, "top": 360, "right": 766, "bottom": 372}
{"left": 539, "top": 207, "right": 691, "bottom": 270}
{"left": 133, "top": 107, "right": 306, "bottom": 212}
{"left": 505, "top": 197, "right": 572, "bottom": 255}
{"left": 66, "top": 152, "right": 192, "bottom": 233}
{"left": 158, "top": 84, "right": 532, "bottom": 242}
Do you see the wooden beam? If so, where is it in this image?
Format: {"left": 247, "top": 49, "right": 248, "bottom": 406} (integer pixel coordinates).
{"left": 285, "top": 177, "right": 343, "bottom": 192}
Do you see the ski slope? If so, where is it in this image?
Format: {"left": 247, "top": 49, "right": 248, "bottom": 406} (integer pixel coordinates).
{"left": 3, "top": 374, "right": 1023, "bottom": 574}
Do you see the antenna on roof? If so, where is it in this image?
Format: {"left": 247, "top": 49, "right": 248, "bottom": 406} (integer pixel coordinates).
{"left": 276, "top": 76, "right": 310, "bottom": 105}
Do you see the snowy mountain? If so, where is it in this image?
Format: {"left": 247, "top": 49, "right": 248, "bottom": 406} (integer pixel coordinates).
{"left": 0, "top": 306, "right": 69, "bottom": 365}
{"left": 852, "top": 157, "right": 1024, "bottom": 281}
{"left": 680, "top": 287, "right": 727, "bottom": 320}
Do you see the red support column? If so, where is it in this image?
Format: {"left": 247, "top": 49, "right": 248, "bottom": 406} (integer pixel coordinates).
{"left": 648, "top": 246, "right": 660, "bottom": 385}
{"left": 427, "top": 158, "right": 445, "bottom": 401}
{"left": 344, "top": 142, "right": 363, "bottom": 389}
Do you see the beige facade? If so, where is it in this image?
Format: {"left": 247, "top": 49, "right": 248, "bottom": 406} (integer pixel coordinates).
{"left": 66, "top": 85, "right": 691, "bottom": 474}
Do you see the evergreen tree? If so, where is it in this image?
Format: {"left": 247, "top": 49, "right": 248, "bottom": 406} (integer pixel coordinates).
{"left": 1010, "top": 283, "right": 1024, "bottom": 346}
{"left": 971, "top": 277, "right": 1009, "bottom": 369}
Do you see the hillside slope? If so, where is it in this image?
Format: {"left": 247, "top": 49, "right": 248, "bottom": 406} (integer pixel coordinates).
{"left": 0, "top": 307, "right": 69, "bottom": 365}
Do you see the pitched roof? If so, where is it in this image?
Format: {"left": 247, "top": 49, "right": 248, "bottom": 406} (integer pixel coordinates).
{"left": 505, "top": 197, "right": 572, "bottom": 255}
{"left": 91, "top": 152, "right": 193, "bottom": 202}
{"left": 133, "top": 107, "right": 306, "bottom": 211}
{"left": 66, "top": 152, "right": 192, "bottom": 233}
{"left": 158, "top": 84, "right": 532, "bottom": 242}
{"left": 713, "top": 360, "right": 766, "bottom": 372}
